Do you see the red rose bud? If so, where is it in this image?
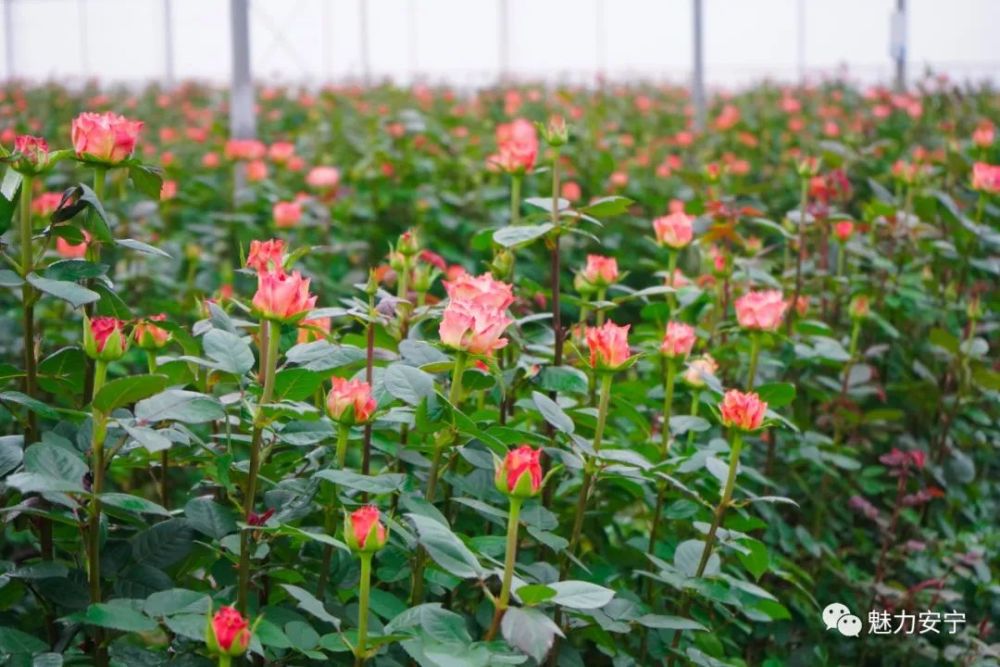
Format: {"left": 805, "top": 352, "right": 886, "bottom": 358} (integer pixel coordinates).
{"left": 71, "top": 111, "right": 143, "bottom": 164}
{"left": 12, "top": 134, "right": 49, "bottom": 173}
{"left": 83, "top": 316, "right": 129, "bottom": 361}
{"left": 345, "top": 505, "right": 387, "bottom": 553}
{"left": 849, "top": 295, "right": 870, "bottom": 320}
{"left": 205, "top": 605, "right": 251, "bottom": 657}
{"left": 719, "top": 389, "right": 767, "bottom": 432}
{"left": 326, "top": 377, "right": 377, "bottom": 425}
{"left": 133, "top": 314, "right": 171, "bottom": 350}
{"left": 585, "top": 321, "right": 632, "bottom": 371}
{"left": 495, "top": 445, "right": 543, "bottom": 499}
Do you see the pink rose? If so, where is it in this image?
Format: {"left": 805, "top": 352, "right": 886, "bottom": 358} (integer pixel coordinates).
{"left": 327, "top": 377, "right": 377, "bottom": 424}
{"left": 273, "top": 201, "right": 302, "bottom": 228}
{"left": 660, "top": 321, "right": 696, "bottom": 359}
{"left": 734, "top": 289, "right": 788, "bottom": 331}
{"left": 487, "top": 118, "right": 538, "bottom": 174}
{"left": 586, "top": 321, "right": 631, "bottom": 371}
{"left": 252, "top": 270, "right": 317, "bottom": 322}
{"left": 580, "top": 254, "right": 619, "bottom": 288}
{"left": 652, "top": 212, "right": 694, "bottom": 249}
{"left": 246, "top": 239, "right": 286, "bottom": 273}
{"left": 439, "top": 299, "right": 512, "bottom": 355}
{"left": 71, "top": 112, "right": 143, "bottom": 164}
{"left": 443, "top": 272, "right": 514, "bottom": 312}
{"left": 306, "top": 165, "right": 341, "bottom": 189}
{"left": 719, "top": 389, "right": 767, "bottom": 431}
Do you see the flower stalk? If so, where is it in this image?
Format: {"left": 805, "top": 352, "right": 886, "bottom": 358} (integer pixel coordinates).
{"left": 354, "top": 552, "right": 374, "bottom": 666}
{"left": 485, "top": 497, "right": 522, "bottom": 641}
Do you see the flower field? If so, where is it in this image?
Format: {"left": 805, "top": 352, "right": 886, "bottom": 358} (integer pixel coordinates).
{"left": 0, "top": 79, "right": 997, "bottom": 666}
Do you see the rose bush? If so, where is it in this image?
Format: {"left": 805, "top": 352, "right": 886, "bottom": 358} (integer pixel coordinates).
{"left": 0, "top": 76, "right": 996, "bottom": 667}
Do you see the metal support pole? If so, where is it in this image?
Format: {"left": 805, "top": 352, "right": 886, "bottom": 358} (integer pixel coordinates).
{"left": 498, "top": 0, "right": 509, "bottom": 83}
{"left": 892, "top": 0, "right": 907, "bottom": 91}
{"left": 796, "top": 0, "right": 805, "bottom": 83}
{"left": 230, "top": 0, "right": 255, "bottom": 204}
{"left": 691, "top": 0, "right": 705, "bottom": 131}
{"left": 3, "top": 0, "right": 14, "bottom": 81}
{"left": 359, "top": 0, "right": 371, "bottom": 85}
{"left": 163, "top": 0, "right": 175, "bottom": 88}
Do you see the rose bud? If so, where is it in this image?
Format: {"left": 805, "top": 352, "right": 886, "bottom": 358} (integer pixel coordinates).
{"left": 246, "top": 238, "right": 286, "bottom": 273}
{"left": 397, "top": 229, "right": 420, "bottom": 257}
{"left": 652, "top": 211, "right": 694, "bottom": 249}
{"left": 83, "top": 316, "right": 129, "bottom": 362}
{"left": 494, "top": 444, "right": 543, "bottom": 499}
{"left": 734, "top": 289, "right": 788, "bottom": 332}
{"left": 326, "top": 377, "right": 377, "bottom": 425}
{"left": 12, "top": 135, "right": 50, "bottom": 174}
{"left": 71, "top": 111, "right": 143, "bottom": 164}
{"left": 540, "top": 115, "right": 569, "bottom": 147}
{"left": 849, "top": 295, "right": 870, "bottom": 319}
{"left": 833, "top": 220, "right": 854, "bottom": 242}
{"left": 133, "top": 314, "right": 171, "bottom": 350}
{"left": 576, "top": 254, "right": 619, "bottom": 293}
{"left": 796, "top": 156, "right": 820, "bottom": 177}
{"left": 719, "top": 389, "right": 768, "bottom": 432}
{"left": 344, "top": 505, "right": 388, "bottom": 554}
{"left": 252, "top": 270, "right": 317, "bottom": 322}
{"left": 683, "top": 354, "right": 718, "bottom": 387}
{"left": 205, "top": 605, "right": 252, "bottom": 658}
{"left": 585, "top": 321, "right": 632, "bottom": 371}
{"left": 660, "top": 321, "right": 696, "bottom": 359}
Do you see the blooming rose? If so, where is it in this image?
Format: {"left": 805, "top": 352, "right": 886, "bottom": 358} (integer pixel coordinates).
{"left": 326, "top": 377, "right": 377, "bottom": 424}
{"left": 971, "top": 162, "right": 1000, "bottom": 194}
{"left": 586, "top": 321, "right": 631, "bottom": 371}
{"left": 224, "top": 138, "right": 266, "bottom": 161}
{"left": 273, "top": 201, "right": 302, "bottom": 228}
{"left": 495, "top": 444, "right": 543, "bottom": 499}
{"left": 246, "top": 159, "right": 268, "bottom": 182}
{"left": 345, "top": 505, "right": 387, "bottom": 553}
{"left": 83, "top": 316, "right": 128, "bottom": 361}
{"left": 652, "top": 212, "right": 694, "bottom": 249}
{"left": 443, "top": 272, "right": 514, "bottom": 312}
{"left": 71, "top": 112, "right": 143, "bottom": 164}
{"left": 252, "top": 270, "right": 317, "bottom": 322}
{"left": 972, "top": 121, "right": 995, "bottom": 148}
{"left": 719, "top": 389, "right": 767, "bottom": 431}
{"left": 488, "top": 118, "right": 538, "bottom": 174}
{"left": 439, "top": 299, "right": 512, "bottom": 355}
{"left": 246, "top": 239, "right": 285, "bottom": 273}
{"left": 734, "top": 290, "right": 788, "bottom": 331}
{"left": 660, "top": 321, "right": 696, "bottom": 359}
{"left": 133, "top": 314, "right": 171, "bottom": 350}
{"left": 268, "top": 141, "right": 296, "bottom": 164}
{"left": 306, "top": 165, "right": 341, "bottom": 189}
{"left": 206, "top": 606, "right": 251, "bottom": 657}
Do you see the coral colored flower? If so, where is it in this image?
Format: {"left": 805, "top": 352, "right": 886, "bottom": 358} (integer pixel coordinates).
{"left": 439, "top": 299, "right": 512, "bottom": 355}
{"left": 206, "top": 606, "right": 251, "bottom": 657}
{"left": 719, "top": 389, "right": 767, "bottom": 431}
{"left": 246, "top": 159, "right": 268, "bottom": 182}
{"left": 32, "top": 192, "right": 63, "bottom": 218}
{"left": 12, "top": 134, "right": 49, "bottom": 172}
{"left": 495, "top": 445, "right": 543, "bottom": 499}
{"left": 160, "top": 179, "right": 177, "bottom": 201}
{"left": 297, "top": 317, "right": 331, "bottom": 344}
{"left": 849, "top": 295, "right": 870, "bottom": 319}
{"left": 252, "top": 270, "right": 317, "bottom": 322}
{"left": 71, "top": 111, "right": 143, "bottom": 164}
{"left": 834, "top": 220, "right": 854, "bottom": 242}
{"left": 660, "top": 321, "right": 696, "bottom": 359}
{"left": 273, "top": 201, "right": 302, "bottom": 228}
{"left": 579, "top": 254, "right": 619, "bottom": 289}
{"left": 56, "top": 230, "right": 91, "bottom": 259}
{"left": 684, "top": 354, "right": 718, "bottom": 387}
{"left": 735, "top": 290, "right": 788, "bottom": 331}
{"left": 665, "top": 269, "right": 689, "bottom": 289}
{"left": 443, "top": 272, "right": 514, "bottom": 311}
{"left": 133, "top": 314, "right": 171, "bottom": 350}
{"left": 488, "top": 118, "right": 538, "bottom": 174}
{"left": 972, "top": 121, "right": 994, "bottom": 148}
{"left": 306, "top": 165, "right": 341, "bottom": 189}
{"left": 202, "top": 152, "right": 221, "bottom": 168}
{"left": 224, "top": 138, "right": 266, "bottom": 161}
{"left": 560, "top": 181, "right": 582, "bottom": 202}
{"left": 83, "top": 316, "right": 128, "bottom": 361}
{"left": 268, "top": 141, "right": 295, "bottom": 164}
{"left": 246, "top": 239, "right": 286, "bottom": 273}
{"left": 586, "top": 321, "right": 631, "bottom": 371}
{"left": 326, "top": 377, "right": 377, "bottom": 424}
{"left": 652, "top": 211, "right": 694, "bottom": 249}
{"left": 346, "top": 505, "right": 387, "bottom": 553}
{"left": 971, "top": 162, "right": 1000, "bottom": 194}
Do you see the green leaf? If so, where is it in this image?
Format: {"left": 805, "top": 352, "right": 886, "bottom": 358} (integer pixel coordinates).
{"left": 120, "top": 422, "right": 173, "bottom": 453}
{"left": 128, "top": 162, "right": 164, "bottom": 200}
{"left": 4, "top": 472, "right": 85, "bottom": 494}
{"left": 515, "top": 584, "right": 556, "bottom": 606}
{"left": 547, "top": 580, "right": 614, "bottom": 609}
{"left": 184, "top": 497, "right": 237, "bottom": 539}
{"left": 737, "top": 538, "right": 769, "bottom": 581}
{"left": 144, "top": 589, "right": 210, "bottom": 617}
{"left": 281, "top": 584, "right": 341, "bottom": 629}
{"left": 578, "top": 195, "right": 633, "bottom": 218}
{"left": 636, "top": 614, "right": 706, "bottom": 631}
{"left": 101, "top": 493, "right": 171, "bottom": 517}
{"left": 116, "top": 238, "right": 170, "bottom": 258}
{"left": 493, "top": 223, "right": 554, "bottom": 248}
{"left": 51, "top": 183, "right": 113, "bottom": 242}
{"left": 203, "top": 329, "right": 255, "bottom": 376}
{"left": 0, "top": 437, "right": 23, "bottom": 476}
{"left": 273, "top": 368, "right": 323, "bottom": 401}
{"left": 32, "top": 653, "right": 64, "bottom": 667}
{"left": 669, "top": 415, "right": 710, "bottom": 436}
{"left": 130, "top": 519, "right": 195, "bottom": 568}
{"left": 315, "top": 469, "right": 406, "bottom": 495}
{"left": 24, "top": 442, "right": 87, "bottom": 483}
{"left": 405, "top": 513, "right": 482, "bottom": 579}
{"left": 37, "top": 347, "right": 86, "bottom": 396}
{"left": 93, "top": 374, "right": 169, "bottom": 413}
{"left": 0, "top": 169, "right": 23, "bottom": 234}
{"left": 755, "top": 382, "right": 796, "bottom": 409}
{"left": 383, "top": 364, "right": 435, "bottom": 406}
{"left": 135, "top": 389, "right": 225, "bottom": 424}
{"left": 0, "top": 269, "right": 23, "bottom": 287}
{"left": 0, "top": 625, "right": 47, "bottom": 654}
{"left": 0, "top": 390, "right": 60, "bottom": 419}
{"left": 26, "top": 273, "right": 100, "bottom": 308}
{"left": 500, "top": 606, "right": 562, "bottom": 663}
{"left": 675, "top": 539, "right": 719, "bottom": 578}
{"left": 531, "top": 391, "right": 574, "bottom": 434}
{"left": 67, "top": 602, "right": 158, "bottom": 632}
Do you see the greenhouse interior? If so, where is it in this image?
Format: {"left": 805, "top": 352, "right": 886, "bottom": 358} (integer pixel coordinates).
{"left": 0, "top": 1, "right": 997, "bottom": 666}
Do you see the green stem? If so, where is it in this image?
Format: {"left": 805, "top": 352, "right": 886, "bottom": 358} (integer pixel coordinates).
{"left": 746, "top": 334, "right": 760, "bottom": 391}
{"left": 217, "top": 655, "right": 232, "bottom": 667}
{"left": 661, "top": 359, "right": 676, "bottom": 452}
{"left": 787, "top": 177, "right": 808, "bottom": 335}
{"left": 509, "top": 174, "right": 522, "bottom": 227}
{"left": 237, "top": 319, "right": 280, "bottom": 614}
{"left": 19, "top": 174, "right": 38, "bottom": 446}
{"left": 563, "top": 373, "right": 612, "bottom": 571}
{"left": 336, "top": 423, "right": 351, "bottom": 469}
{"left": 485, "top": 498, "right": 522, "bottom": 641}
{"left": 686, "top": 389, "right": 702, "bottom": 447}
{"left": 594, "top": 287, "right": 607, "bottom": 326}
{"left": 975, "top": 192, "right": 985, "bottom": 225}
{"left": 665, "top": 250, "right": 678, "bottom": 315}
{"left": 355, "top": 553, "right": 373, "bottom": 665}
{"left": 88, "top": 359, "right": 108, "bottom": 667}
